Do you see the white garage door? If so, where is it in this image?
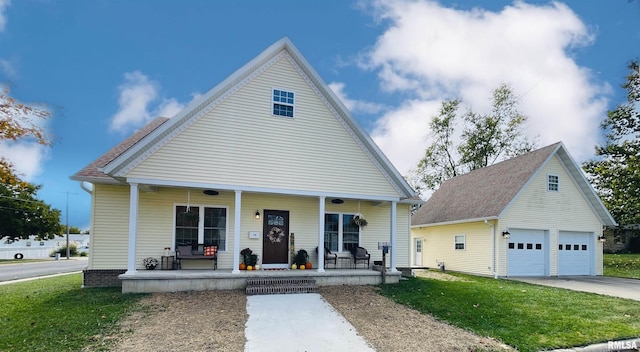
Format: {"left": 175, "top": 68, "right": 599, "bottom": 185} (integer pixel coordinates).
{"left": 558, "top": 231, "right": 592, "bottom": 275}
{"left": 508, "top": 229, "right": 547, "bottom": 276}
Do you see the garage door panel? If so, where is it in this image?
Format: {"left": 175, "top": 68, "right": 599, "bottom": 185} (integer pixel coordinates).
{"left": 508, "top": 230, "right": 547, "bottom": 276}
{"left": 559, "top": 232, "right": 592, "bottom": 275}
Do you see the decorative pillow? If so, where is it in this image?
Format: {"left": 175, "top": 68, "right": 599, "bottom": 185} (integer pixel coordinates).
{"left": 204, "top": 246, "right": 217, "bottom": 256}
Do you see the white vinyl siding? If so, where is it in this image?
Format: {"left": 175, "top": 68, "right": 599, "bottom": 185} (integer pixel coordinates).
{"left": 126, "top": 55, "right": 401, "bottom": 198}
{"left": 499, "top": 155, "right": 604, "bottom": 276}
{"left": 89, "top": 184, "right": 130, "bottom": 269}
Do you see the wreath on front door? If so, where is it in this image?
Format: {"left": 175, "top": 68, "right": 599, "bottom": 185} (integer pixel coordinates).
{"left": 267, "top": 226, "right": 285, "bottom": 243}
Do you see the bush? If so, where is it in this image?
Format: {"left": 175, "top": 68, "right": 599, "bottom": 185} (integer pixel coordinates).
{"left": 79, "top": 251, "right": 88, "bottom": 257}
{"left": 50, "top": 244, "right": 78, "bottom": 257}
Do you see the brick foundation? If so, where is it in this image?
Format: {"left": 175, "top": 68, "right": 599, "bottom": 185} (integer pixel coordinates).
{"left": 82, "top": 269, "right": 126, "bottom": 288}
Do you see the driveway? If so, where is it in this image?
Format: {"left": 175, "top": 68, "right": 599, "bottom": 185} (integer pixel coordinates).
{"left": 510, "top": 276, "right": 640, "bottom": 301}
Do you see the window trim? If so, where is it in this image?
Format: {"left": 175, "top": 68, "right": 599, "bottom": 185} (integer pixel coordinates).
{"left": 272, "top": 88, "right": 295, "bottom": 118}
{"left": 324, "top": 212, "right": 361, "bottom": 253}
{"left": 173, "top": 203, "right": 229, "bottom": 252}
{"left": 454, "top": 234, "right": 466, "bottom": 251}
{"left": 547, "top": 174, "right": 559, "bottom": 192}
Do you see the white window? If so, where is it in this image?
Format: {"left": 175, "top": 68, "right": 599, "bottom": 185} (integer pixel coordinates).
{"left": 175, "top": 205, "right": 227, "bottom": 251}
{"left": 324, "top": 213, "right": 360, "bottom": 253}
{"left": 548, "top": 174, "right": 559, "bottom": 192}
{"left": 454, "top": 234, "right": 465, "bottom": 250}
{"left": 272, "top": 89, "right": 294, "bottom": 117}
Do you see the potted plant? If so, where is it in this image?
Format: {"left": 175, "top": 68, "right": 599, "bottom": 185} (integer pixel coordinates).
{"left": 294, "top": 249, "right": 309, "bottom": 268}
{"left": 352, "top": 214, "right": 368, "bottom": 228}
{"left": 142, "top": 257, "right": 159, "bottom": 270}
{"left": 241, "top": 248, "right": 259, "bottom": 268}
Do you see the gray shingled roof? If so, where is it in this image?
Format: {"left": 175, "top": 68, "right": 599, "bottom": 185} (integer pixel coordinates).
{"left": 412, "top": 143, "right": 561, "bottom": 226}
{"left": 70, "top": 117, "right": 169, "bottom": 183}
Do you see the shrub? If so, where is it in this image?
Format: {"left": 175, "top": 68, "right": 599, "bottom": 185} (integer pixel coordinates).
{"left": 79, "top": 251, "right": 88, "bottom": 257}
{"left": 50, "top": 244, "right": 79, "bottom": 257}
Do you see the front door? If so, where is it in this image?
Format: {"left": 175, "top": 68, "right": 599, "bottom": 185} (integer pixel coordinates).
{"left": 414, "top": 238, "right": 423, "bottom": 266}
{"left": 262, "top": 210, "right": 289, "bottom": 265}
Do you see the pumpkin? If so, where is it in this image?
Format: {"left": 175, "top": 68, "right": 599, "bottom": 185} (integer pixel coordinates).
{"left": 239, "top": 263, "right": 246, "bottom": 270}
{"left": 305, "top": 261, "right": 312, "bottom": 269}
{"left": 292, "top": 264, "right": 297, "bottom": 270}
{"left": 247, "top": 265, "right": 253, "bottom": 271}
{"left": 299, "top": 265, "right": 305, "bottom": 270}
{"left": 254, "top": 265, "right": 260, "bottom": 270}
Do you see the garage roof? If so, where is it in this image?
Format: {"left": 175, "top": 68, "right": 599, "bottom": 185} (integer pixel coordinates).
{"left": 411, "top": 142, "right": 616, "bottom": 227}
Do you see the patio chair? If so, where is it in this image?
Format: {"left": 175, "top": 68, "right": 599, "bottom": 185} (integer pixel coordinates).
{"left": 350, "top": 246, "right": 370, "bottom": 269}
{"left": 315, "top": 246, "right": 337, "bottom": 268}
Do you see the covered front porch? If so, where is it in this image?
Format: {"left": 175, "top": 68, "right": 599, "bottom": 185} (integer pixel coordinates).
{"left": 120, "top": 267, "right": 401, "bottom": 293}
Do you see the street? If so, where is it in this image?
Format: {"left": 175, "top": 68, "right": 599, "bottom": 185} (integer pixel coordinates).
{"left": 0, "top": 258, "right": 88, "bottom": 283}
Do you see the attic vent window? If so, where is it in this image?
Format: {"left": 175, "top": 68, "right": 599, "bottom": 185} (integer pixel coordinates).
{"left": 273, "top": 89, "right": 294, "bottom": 117}
{"left": 548, "top": 174, "right": 559, "bottom": 192}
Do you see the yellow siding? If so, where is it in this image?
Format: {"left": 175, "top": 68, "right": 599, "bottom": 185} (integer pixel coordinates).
{"left": 126, "top": 55, "right": 400, "bottom": 197}
{"left": 499, "top": 155, "right": 604, "bottom": 276}
{"left": 89, "top": 184, "right": 129, "bottom": 269}
{"left": 89, "top": 186, "right": 410, "bottom": 270}
{"left": 411, "top": 221, "right": 495, "bottom": 276}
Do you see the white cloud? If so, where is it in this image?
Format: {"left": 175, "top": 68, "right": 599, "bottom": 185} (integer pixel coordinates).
{"left": 328, "top": 82, "right": 386, "bottom": 114}
{"left": 362, "top": 0, "right": 609, "bottom": 174}
{"left": 0, "top": 141, "right": 49, "bottom": 182}
{"left": 109, "top": 71, "right": 190, "bottom": 133}
{"left": 0, "top": 0, "right": 9, "bottom": 32}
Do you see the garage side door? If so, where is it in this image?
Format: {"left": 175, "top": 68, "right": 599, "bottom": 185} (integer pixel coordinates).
{"left": 508, "top": 229, "right": 547, "bottom": 276}
{"left": 558, "top": 231, "right": 592, "bottom": 275}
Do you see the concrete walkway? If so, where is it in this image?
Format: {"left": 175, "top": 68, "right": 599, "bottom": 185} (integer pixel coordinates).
{"left": 510, "top": 276, "right": 640, "bottom": 301}
{"left": 244, "top": 293, "right": 374, "bottom": 352}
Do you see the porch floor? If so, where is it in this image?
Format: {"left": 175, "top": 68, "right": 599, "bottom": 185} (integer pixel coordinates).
{"left": 119, "top": 268, "right": 401, "bottom": 293}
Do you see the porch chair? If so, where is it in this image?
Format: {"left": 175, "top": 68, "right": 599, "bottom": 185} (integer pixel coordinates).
{"left": 350, "top": 246, "right": 370, "bottom": 269}
{"left": 315, "top": 246, "right": 337, "bottom": 268}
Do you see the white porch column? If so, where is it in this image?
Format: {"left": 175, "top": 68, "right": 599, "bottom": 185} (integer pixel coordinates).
{"left": 390, "top": 200, "right": 397, "bottom": 272}
{"left": 317, "top": 196, "right": 325, "bottom": 272}
{"left": 125, "top": 183, "right": 139, "bottom": 274}
{"left": 232, "top": 190, "right": 242, "bottom": 274}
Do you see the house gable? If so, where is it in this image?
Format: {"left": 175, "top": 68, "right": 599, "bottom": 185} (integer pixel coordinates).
{"left": 97, "top": 38, "right": 414, "bottom": 200}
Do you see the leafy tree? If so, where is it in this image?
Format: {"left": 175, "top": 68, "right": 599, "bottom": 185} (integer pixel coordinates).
{"left": 0, "top": 85, "right": 59, "bottom": 238}
{"left": 583, "top": 60, "right": 640, "bottom": 226}
{"left": 409, "top": 83, "right": 537, "bottom": 193}
{"left": 0, "top": 181, "right": 61, "bottom": 239}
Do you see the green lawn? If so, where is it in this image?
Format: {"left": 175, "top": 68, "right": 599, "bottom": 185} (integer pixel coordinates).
{"left": 604, "top": 253, "right": 640, "bottom": 279}
{"left": 0, "top": 273, "right": 146, "bottom": 352}
{"left": 381, "top": 274, "right": 640, "bottom": 352}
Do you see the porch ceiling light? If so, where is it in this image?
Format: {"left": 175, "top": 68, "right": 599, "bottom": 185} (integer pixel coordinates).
{"left": 501, "top": 230, "right": 511, "bottom": 239}
{"left": 255, "top": 210, "right": 261, "bottom": 220}
{"left": 203, "top": 190, "right": 219, "bottom": 196}
{"left": 331, "top": 198, "right": 344, "bottom": 204}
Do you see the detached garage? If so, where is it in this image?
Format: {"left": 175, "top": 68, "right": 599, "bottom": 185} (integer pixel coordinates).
{"left": 411, "top": 142, "right": 616, "bottom": 277}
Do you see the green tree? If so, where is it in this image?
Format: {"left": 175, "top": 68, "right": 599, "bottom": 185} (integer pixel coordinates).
{"left": 0, "top": 85, "right": 59, "bottom": 238}
{"left": 409, "top": 83, "right": 537, "bottom": 193}
{"left": 0, "top": 181, "right": 61, "bottom": 239}
{"left": 583, "top": 60, "right": 640, "bottom": 226}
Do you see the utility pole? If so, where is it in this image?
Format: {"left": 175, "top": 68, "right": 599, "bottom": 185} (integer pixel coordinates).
{"left": 64, "top": 191, "right": 78, "bottom": 260}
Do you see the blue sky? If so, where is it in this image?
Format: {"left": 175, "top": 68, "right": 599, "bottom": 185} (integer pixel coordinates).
{"left": 0, "top": 0, "right": 638, "bottom": 230}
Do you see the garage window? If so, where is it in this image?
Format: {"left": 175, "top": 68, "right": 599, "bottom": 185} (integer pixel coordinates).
{"left": 454, "top": 235, "right": 465, "bottom": 250}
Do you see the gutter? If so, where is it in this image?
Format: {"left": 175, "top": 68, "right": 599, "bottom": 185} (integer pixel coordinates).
{"left": 484, "top": 220, "right": 498, "bottom": 279}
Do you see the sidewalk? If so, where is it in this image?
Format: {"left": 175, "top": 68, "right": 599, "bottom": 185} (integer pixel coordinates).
{"left": 245, "top": 293, "right": 374, "bottom": 352}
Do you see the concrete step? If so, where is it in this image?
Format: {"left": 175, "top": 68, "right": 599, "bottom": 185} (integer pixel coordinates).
{"left": 246, "top": 277, "right": 318, "bottom": 295}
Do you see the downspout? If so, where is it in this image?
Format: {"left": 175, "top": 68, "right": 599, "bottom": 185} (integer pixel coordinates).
{"left": 484, "top": 220, "right": 498, "bottom": 279}
{"left": 79, "top": 181, "right": 92, "bottom": 194}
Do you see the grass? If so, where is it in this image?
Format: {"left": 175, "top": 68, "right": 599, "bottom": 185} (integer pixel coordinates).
{"left": 0, "top": 273, "right": 146, "bottom": 352}
{"left": 604, "top": 253, "right": 640, "bottom": 279}
{"left": 381, "top": 273, "right": 640, "bottom": 352}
